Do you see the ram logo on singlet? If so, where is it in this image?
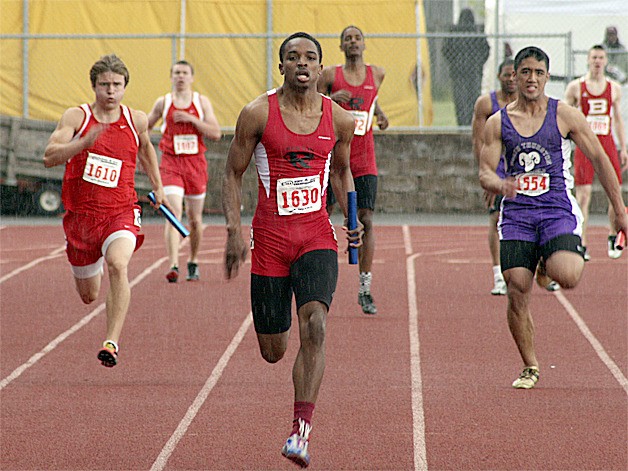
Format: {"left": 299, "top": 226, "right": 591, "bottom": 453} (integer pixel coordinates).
{"left": 588, "top": 98, "right": 608, "bottom": 115}
{"left": 284, "top": 151, "right": 315, "bottom": 169}
{"left": 519, "top": 151, "right": 541, "bottom": 172}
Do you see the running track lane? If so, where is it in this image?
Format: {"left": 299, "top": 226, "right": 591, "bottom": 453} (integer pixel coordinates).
{"left": 0, "top": 224, "right": 625, "bottom": 470}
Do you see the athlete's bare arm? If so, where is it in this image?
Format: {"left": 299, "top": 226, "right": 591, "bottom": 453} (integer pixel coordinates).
{"left": 371, "top": 65, "right": 389, "bottom": 130}
{"left": 197, "top": 95, "right": 222, "bottom": 141}
{"left": 222, "top": 95, "right": 267, "bottom": 279}
{"left": 329, "top": 102, "right": 364, "bottom": 249}
{"left": 146, "top": 96, "right": 165, "bottom": 130}
{"left": 43, "top": 107, "right": 106, "bottom": 168}
{"left": 317, "top": 66, "right": 335, "bottom": 96}
{"left": 610, "top": 81, "right": 628, "bottom": 169}
{"left": 563, "top": 79, "right": 580, "bottom": 107}
{"left": 328, "top": 102, "right": 356, "bottom": 217}
{"left": 132, "top": 109, "right": 165, "bottom": 207}
{"left": 471, "top": 94, "right": 493, "bottom": 163}
{"left": 479, "top": 112, "right": 516, "bottom": 198}
{"left": 558, "top": 102, "right": 628, "bottom": 233}
{"left": 318, "top": 66, "right": 352, "bottom": 103}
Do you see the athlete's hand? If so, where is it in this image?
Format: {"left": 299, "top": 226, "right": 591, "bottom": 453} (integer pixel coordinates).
{"left": 81, "top": 123, "right": 107, "bottom": 149}
{"left": 331, "top": 89, "right": 352, "bottom": 104}
{"left": 483, "top": 190, "right": 496, "bottom": 209}
{"left": 619, "top": 149, "right": 628, "bottom": 173}
{"left": 172, "top": 110, "right": 196, "bottom": 124}
{"left": 612, "top": 207, "right": 628, "bottom": 242}
{"left": 224, "top": 231, "right": 248, "bottom": 279}
{"left": 150, "top": 187, "right": 166, "bottom": 209}
{"left": 376, "top": 113, "right": 389, "bottom": 130}
{"left": 500, "top": 177, "right": 517, "bottom": 199}
{"left": 343, "top": 218, "right": 364, "bottom": 252}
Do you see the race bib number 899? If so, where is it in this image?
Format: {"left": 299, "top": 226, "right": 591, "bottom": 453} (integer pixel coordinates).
{"left": 277, "top": 176, "right": 321, "bottom": 215}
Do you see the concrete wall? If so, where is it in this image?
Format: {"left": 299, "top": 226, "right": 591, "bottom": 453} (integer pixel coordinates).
{"left": 1, "top": 116, "right": 622, "bottom": 216}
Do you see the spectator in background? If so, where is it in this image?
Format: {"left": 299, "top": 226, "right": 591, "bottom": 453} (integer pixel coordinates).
{"left": 603, "top": 26, "right": 627, "bottom": 84}
{"left": 504, "top": 42, "right": 513, "bottom": 60}
{"left": 442, "top": 8, "right": 490, "bottom": 126}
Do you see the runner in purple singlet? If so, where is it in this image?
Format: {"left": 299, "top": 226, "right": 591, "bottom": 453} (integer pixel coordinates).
{"left": 479, "top": 46, "right": 628, "bottom": 390}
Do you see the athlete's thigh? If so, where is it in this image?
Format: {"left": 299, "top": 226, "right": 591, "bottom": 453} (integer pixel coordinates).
{"left": 250, "top": 273, "right": 293, "bottom": 335}
{"left": 182, "top": 154, "right": 208, "bottom": 196}
{"left": 574, "top": 148, "right": 594, "bottom": 186}
{"left": 290, "top": 249, "right": 338, "bottom": 311}
{"left": 165, "top": 192, "right": 184, "bottom": 217}
{"left": 103, "top": 234, "right": 135, "bottom": 267}
{"left": 500, "top": 239, "right": 539, "bottom": 274}
{"left": 354, "top": 175, "right": 377, "bottom": 210}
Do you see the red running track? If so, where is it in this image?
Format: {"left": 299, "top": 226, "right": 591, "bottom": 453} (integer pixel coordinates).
{"left": 1, "top": 222, "right": 626, "bottom": 470}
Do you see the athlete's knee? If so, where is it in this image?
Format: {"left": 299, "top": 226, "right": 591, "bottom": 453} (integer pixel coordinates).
{"left": 257, "top": 332, "right": 288, "bottom": 363}
{"left": 359, "top": 212, "right": 374, "bottom": 233}
{"left": 188, "top": 216, "right": 203, "bottom": 231}
{"left": 76, "top": 285, "right": 98, "bottom": 304}
{"left": 260, "top": 345, "right": 286, "bottom": 364}
{"left": 106, "top": 258, "right": 129, "bottom": 280}
{"left": 299, "top": 306, "right": 327, "bottom": 348}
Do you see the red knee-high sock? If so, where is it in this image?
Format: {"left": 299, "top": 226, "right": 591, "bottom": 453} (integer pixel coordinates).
{"left": 291, "top": 401, "right": 315, "bottom": 436}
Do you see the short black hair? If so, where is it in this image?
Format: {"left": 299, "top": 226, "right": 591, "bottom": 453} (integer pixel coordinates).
{"left": 340, "top": 25, "right": 364, "bottom": 43}
{"left": 171, "top": 60, "right": 194, "bottom": 75}
{"left": 279, "top": 32, "right": 323, "bottom": 63}
{"left": 514, "top": 46, "right": 550, "bottom": 71}
{"left": 589, "top": 44, "right": 606, "bottom": 53}
{"left": 498, "top": 58, "right": 514, "bottom": 75}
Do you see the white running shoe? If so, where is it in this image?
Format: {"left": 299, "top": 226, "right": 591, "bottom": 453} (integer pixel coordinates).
{"left": 512, "top": 366, "right": 540, "bottom": 389}
{"left": 608, "top": 236, "right": 622, "bottom": 259}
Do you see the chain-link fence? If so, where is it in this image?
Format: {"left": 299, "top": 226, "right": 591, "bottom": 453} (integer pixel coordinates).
{"left": 1, "top": 31, "right": 573, "bottom": 131}
{"left": 1, "top": 0, "right": 626, "bottom": 130}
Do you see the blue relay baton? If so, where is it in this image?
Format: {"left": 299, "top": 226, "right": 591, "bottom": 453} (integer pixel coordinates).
{"left": 347, "top": 191, "right": 358, "bottom": 265}
{"left": 148, "top": 192, "right": 190, "bottom": 238}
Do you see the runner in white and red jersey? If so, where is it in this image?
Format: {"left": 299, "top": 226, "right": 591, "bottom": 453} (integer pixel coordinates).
{"left": 318, "top": 25, "right": 389, "bottom": 315}
{"left": 148, "top": 60, "right": 221, "bottom": 282}
{"left": 223, "top": 32, "right": 362, "bottom": 468}
{"left": 565, "top": 44, "right": 628, "bottom": 259}
{"left": 44, "top": 54, "right": 165, "bottom": 368}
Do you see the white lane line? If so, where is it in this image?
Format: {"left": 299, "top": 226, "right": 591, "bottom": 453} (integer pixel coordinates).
{"left": 554, "top": 290, "right": 628, "bottom": 395}
{"left": 0, "top": 256, "right": 167, "bottom": 391}
{"left": 405, "top": 230, "right": 428, "bottom": 471}
{"left": 0, "top": 245, "right": 65, "bottom": 284}
{"left": 150, "top": 313, "right": 253, "bottom": 471}
{"left": 403, "top": 225, "right": 413, "bottom": 255}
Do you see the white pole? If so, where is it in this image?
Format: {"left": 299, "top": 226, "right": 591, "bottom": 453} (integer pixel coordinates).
{"left": 180, "top": 0, "right": 187, "bottom": 59}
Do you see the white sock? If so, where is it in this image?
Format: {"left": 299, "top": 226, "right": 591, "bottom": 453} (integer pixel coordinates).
{"left": 492, "top": 265, "right": 503, "bottom": 282}
{"left": 359, "top": 272, "right": 372, "bottom": 294}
